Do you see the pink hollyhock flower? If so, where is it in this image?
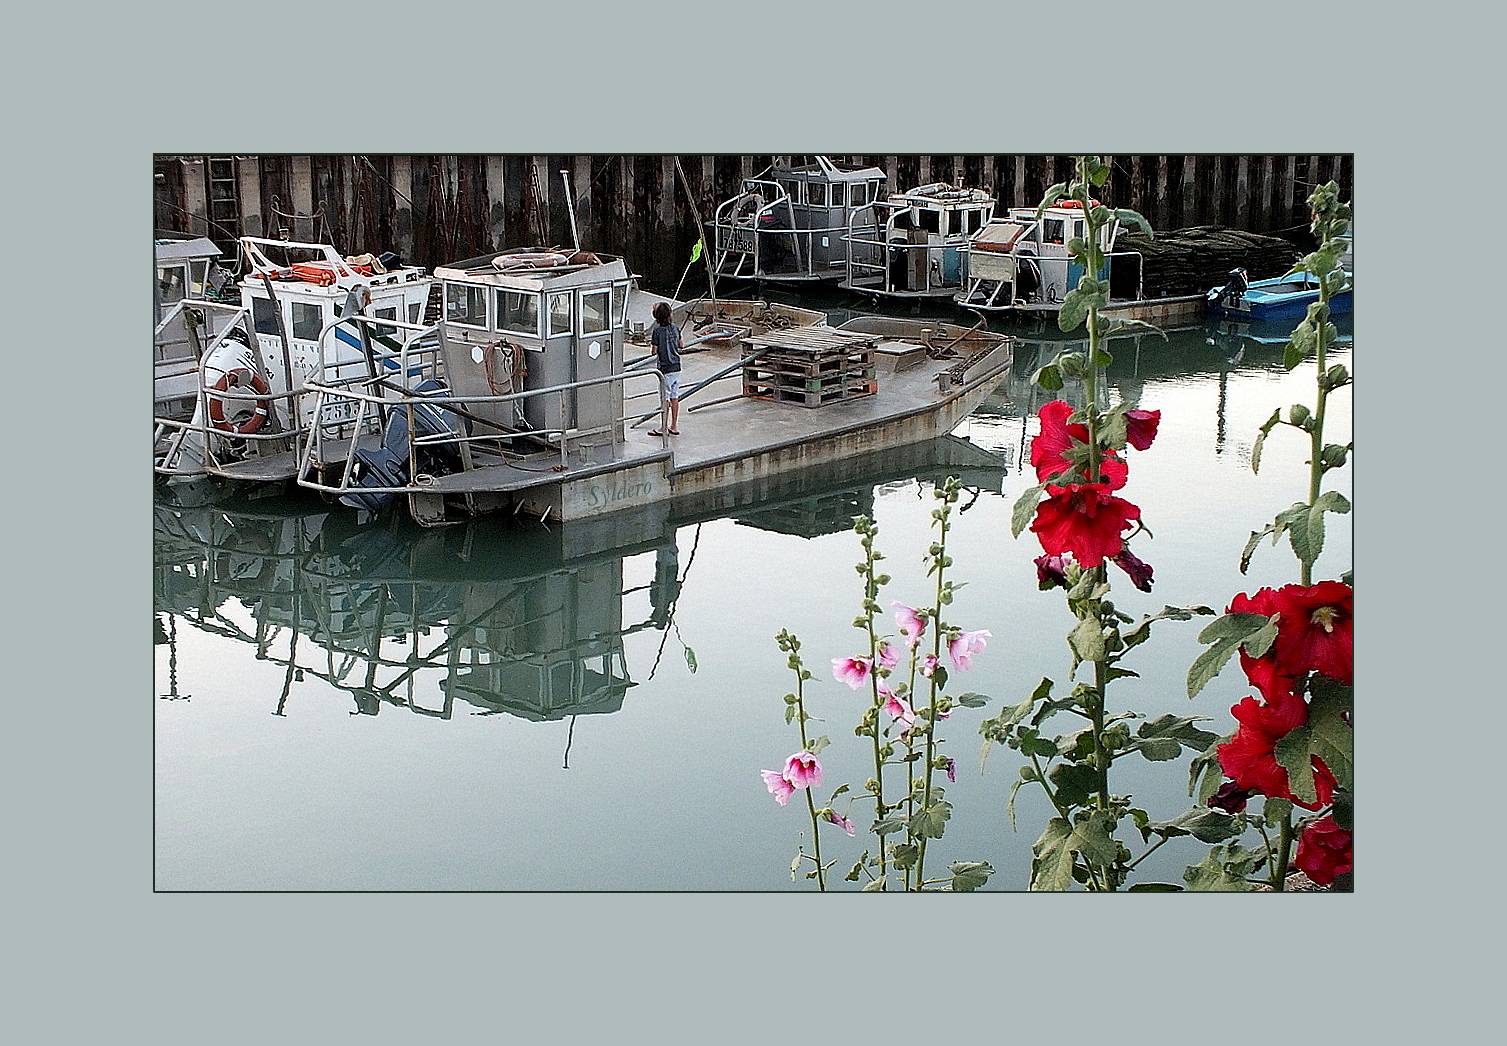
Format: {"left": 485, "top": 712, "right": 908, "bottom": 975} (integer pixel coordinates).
{"left": 1031, "top": 400, "right": 1129, "bottom": 489}
{"left": 944, "top": 757, "right": 957, "bottom": 783}
{"left": 1124, "top": 408, "right": 1161, "bottom": 451}
{"left": 1293, "top": 815, "right": 1353, "bottom": 886}
{"left": 832, "top": 656, "right": 872, "bottom": 690}
{"left": 877, "top": 642, "right": 901, "bottom": 671}
{"left": 760, "top": 769, "right": 795, "bottom": 806}
{"left": 1112, "top": 548, "right": 1154, "bottom": 592}
{"left": 1030, "top": 483, "right": 1141, "bottom": 569}
{"left": 1216, "top": 690, "right": 1336, "bottom": 811}
{"left": 920, "top": 654, "right": 939, "bottom": 678}
{"left": 821, "top": 809, "right": 856, "bottom": 836}
{"left": 1230, "top": 582, "right": 1353, "bottom": 685}
{"left": 892, "top": 602, "right": 927, "bottom": 650}
{"left": 783, "top": 751, "right": 822, "bottom": 790}
{"left": 948, "top": 629, "right": 991, "bottom": 670}
{"left": 880, "top": 685, "right": 915, "bottom": 730}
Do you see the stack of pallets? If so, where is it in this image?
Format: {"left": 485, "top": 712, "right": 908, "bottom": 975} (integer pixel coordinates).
{"left": 742, "top": 326, "right": 878, "bottom": 408}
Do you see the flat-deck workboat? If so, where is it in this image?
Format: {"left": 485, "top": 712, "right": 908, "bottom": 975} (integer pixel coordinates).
{"left": 841, "top": 183, "right": 995, "bottom": 301}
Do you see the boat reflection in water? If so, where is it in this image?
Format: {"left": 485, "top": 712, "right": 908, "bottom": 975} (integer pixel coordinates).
{"left": 154, "top": 434, "right": 1011, "bottom": 732}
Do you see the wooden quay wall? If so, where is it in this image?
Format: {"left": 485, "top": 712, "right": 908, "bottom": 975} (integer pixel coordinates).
{"left": 154, "top": 154, "right": 1354, "bottom": 294}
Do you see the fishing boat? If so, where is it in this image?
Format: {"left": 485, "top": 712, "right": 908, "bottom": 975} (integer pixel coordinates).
{"left": 154, "top": 236, "right": 436, "bottom": 482}
{"left": 155, "top": 234, "right": 236, "bottom": 419}
{"left": 706, "top": 156, "right": 887, "bottom": 283}
{"left": 953, "top": 202, "right": 1202, "bottom": 326}
{"left": 295, "top": 244, "right": 1015, "bottom": 529}
{"left": 1205, "top": 265, "right": 1354, "bottom": 322}
{"left": 841, "top": 183, "right": 995, "bottom": 301}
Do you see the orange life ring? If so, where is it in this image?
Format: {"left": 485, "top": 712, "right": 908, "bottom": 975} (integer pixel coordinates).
{"left": 1057, "top": 198, "right": 1101, "bottom": 209}
{"left": 208, "top": 368, "right": 272, "bottom": 434}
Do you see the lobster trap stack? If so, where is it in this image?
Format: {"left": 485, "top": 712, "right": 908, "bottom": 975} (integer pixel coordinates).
{"left": 741, "top": 326, "right": 879, "bottom": 408}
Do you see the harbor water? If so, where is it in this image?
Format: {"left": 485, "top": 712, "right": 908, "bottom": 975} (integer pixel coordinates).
{"left": 154, "top": 316, "right": 1353, "bottom": 891}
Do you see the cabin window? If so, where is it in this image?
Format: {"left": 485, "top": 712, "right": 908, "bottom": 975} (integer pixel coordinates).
{"left": 292, "top": 302, "right": 323, "bottom": 340}
{"left": 830, "top": 182, "right": 845, "bottom": 207}
{"left": 580, "top": 288, "right": 611, "bottom": 336}
{"left": 252, "top": 296, "right": 280, "bottom": 335}
{"left": 158, "top": 266, "right": 186, "bottom": 304}
{"left": 1073, "top": 220, "right": 1085, "bottom": 241}
{"left": 1043, "top": 219, "right": 1065, "bottom": 244}
{"left": 850, "top": 181, "right": 869, "bottom": 207}
{"left": 781, "top": 180, "right": 801, "bottom": 205}
{"left": 919, "top": 209, "right": 941, "bottom": 233}
{"left": 612, "top": 282, "right": 629, "bottom": 326}
{"left": 445, "top": 283, "right": 488, "bottom": 327}
{"left": 806, "top": 182, "right": 828, "bottom": 208}
{"left": 967, "top": 209, "right": 983, "bottom": 234}
{"left": 497, "top": 289, "right": 539, "bottom": 336}
{"left": 189, "top": 261, "right": 210, "bottom": 296}
{"left": 374, "top": 307, "right": 397, "bottom": 335}
{"left": 408, "top": 303, "right": 422, "bottom": 324}
{"left": 547, "top": 291, "right": 572, "bottom": 337}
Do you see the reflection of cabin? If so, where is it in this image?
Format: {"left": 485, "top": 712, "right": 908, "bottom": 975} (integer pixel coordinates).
{"left": 709, "top": 157, "right": 887, "bottom": 282}
{"left": 843, "top": 184, "right": 995, "bottom": 299}
{"left": 443, "top": 561, "right": 632, "bottom": 721}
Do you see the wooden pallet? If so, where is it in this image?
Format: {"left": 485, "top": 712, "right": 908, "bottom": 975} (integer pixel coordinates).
{"left": 742, "top": 326, "right": 879, "bottom": 408}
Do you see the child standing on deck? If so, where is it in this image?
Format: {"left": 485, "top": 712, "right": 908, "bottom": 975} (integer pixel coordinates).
{"left": 649, "top": 300, "right": 683, "bottom": 436}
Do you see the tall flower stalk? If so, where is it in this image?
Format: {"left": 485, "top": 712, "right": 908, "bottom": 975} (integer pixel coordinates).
{"left": 983, "top": 156, "right": 1226, "bottom": 890}
{"left": 1185, "top": 182, "right": 1354, "bottom": 891}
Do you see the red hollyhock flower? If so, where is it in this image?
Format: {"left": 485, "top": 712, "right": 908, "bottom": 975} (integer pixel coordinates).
{"left": 1125, "top": 408, "right": 1161, "bottom": 451}
{"left": 1293, "top": 816, "right": 1352, "bottom": 886}
{"left": 1030, "top": 400, "right": 1128, "bottom": 489}
{"left": 1216, "top": 690, "right": 1337, "bottom": 810}
{"left": 1111, "top": 547, "right": 1154, "bottom": 592}
{"left": 1230, "top": 582, "right": 1353, "bottom": 685}
{"left": 1238, "top": 648, "right": 1299, "bottom": 705}
{"left": 1030, "top": 483, "right": 1141, "bottom": 569}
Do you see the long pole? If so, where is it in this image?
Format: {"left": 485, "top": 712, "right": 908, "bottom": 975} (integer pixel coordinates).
{"left": 559, "top": 169, "right": 581, "bottom": 252}
{"left": 673, "top": 157, "right": 717, "bottom": 303}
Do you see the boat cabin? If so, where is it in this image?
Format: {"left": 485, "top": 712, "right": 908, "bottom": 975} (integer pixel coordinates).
{"left": 237, "top": 237, "right": 434, "bottom": 428}
{"left": 955, "top": 204, "right": 1142, "bottom": 312}
{"left": 842, "top": 183, "right": 995, "bottom": 299}
{"left": 155, "top": 235, "right": 231, "bottom": 416}
{"left": 708, "top": 156, "right": 887, "bottom": 282}
{"left": 431, "top": 248, "right": 634, "bottom": 453}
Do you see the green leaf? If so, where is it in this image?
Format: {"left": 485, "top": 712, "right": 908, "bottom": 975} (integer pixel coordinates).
{"left": 1188, "top": 733, "right": 1233, "bottom": 801}
{"left": 807, "top": 735, "right": 830, "bottom": 756}
{"left": 872, "top": 816, "right": 906, "bottom": 837}
{"left": 1068, "top": 616, "right": 1106, "bottom": 666}
{"left": 1183, "top": 849, "right": 1255, "bottom": 891}
{"left": 1058, "top": 289, "right": 1089, "bottom": 333}
{"left": 1133, "top": 737, "right": 1183, "bottom": 761}
{"left": 1273, "top": 726, "right": 1319, "bottom": 806}
{"left": 1307, "top": 677, "right": 1354, "bottom": 791}
{"left": 949, "top": 861, "right": 995, "bottom": 892}
{"left": 1031, "top": 363, "right": 1064, "bottom": 391}
{"left": 891, "top": 843, "right": 920, "bottom": 870}
{"left": 683, "top": 645, "right": 697, "bottom": 673}
{"left": 1030, "top": 818, "right": 1076, "bottom": 891}
{"left": 1113, "top": 208, "right": 1153, "bottom": 238}
{"left": 956, "top": 692, "right": 989, "bottom": 708}
{"left": 1147, "top": 806, "right": 1244, "bottom": 844}
{"left": 1011, "top": 482, "right": 1047, "bottom": 538}
{"left": 909, "top": 801, "right": 952, "bottom": 840}
{"left": 1048, "top": 762, "right": 1100, "bottom": 809}
{"left": 1250, "top": 408, "right": 1282, "bottom": 474}
{"left": 1187, "top": 613, "right": 1276, "bottom": 698}
{"left": 845, "top": 856, "right": 865, "bottom": 882}
{"left": 861, "top": 877, "right": 888, "bottom": 891}
{"left": 1137, "top": 713, "right": 1220, "bottom": 752}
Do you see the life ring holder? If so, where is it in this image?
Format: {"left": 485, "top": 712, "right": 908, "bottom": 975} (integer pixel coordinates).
{"left": 208, "top": 368, "right": 273, "bottom": 435}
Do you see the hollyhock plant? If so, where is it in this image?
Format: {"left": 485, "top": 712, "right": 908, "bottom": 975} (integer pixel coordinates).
{"left": 1207, "top": 781, "right": 1254, "bottom": 814}
{"left": 880, "top": 685, "right": 915, "bottom": 731}
{"left": 877, "top": 641, "right": 901, "bottom": 671}
{"left": 948, "top": 629, "right": 991, "bottom": 670}
{"left": 1217, "top": 692, "right": 1336, "bottom": 810}
{"left": 760, "top": 768, "right": 795, "bottom": 806}
{"left": 831, "top": 656, "right": 872, "bottom": 690}
{"left": 1293, "top": 815, "right": 1352, "bottom": 886}
{"left": 920, "top": 654, "right": 939, "bottom": 678}
{"left": 783, "top": 751, "right": 822, "bottom": 790}
{"left": 1030, "top": 482, "right": 1141, "bottom": 568}
{"left": 892, "top": 602, "right": 927, "bottom": 650}
{"left": 1230, "top": 582, "right": 1353, "bottom": 684}
{"left": 1030, "top": 400, "right": 1128, "bottom": 489}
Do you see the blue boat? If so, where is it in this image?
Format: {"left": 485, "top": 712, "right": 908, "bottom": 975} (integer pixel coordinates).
{"left": 1206, "top": 262, "right": 1353, "bottom": 323}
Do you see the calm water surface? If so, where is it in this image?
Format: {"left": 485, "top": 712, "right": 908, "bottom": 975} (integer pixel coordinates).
{"left": 154, "top": 319, "right": 1352, "bottom": 891}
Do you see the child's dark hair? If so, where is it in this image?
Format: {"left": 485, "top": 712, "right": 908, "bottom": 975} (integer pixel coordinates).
{"left": 653, "top": 301, "right": 672, "bottom": 325}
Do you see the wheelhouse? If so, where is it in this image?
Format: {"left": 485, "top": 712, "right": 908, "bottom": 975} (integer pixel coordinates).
{"left": 955, "top": 204, "right": 1142, "bottom": 312}
{"left": 708, "top": 156, "right": 886, "bottom": 282}
{"left": 842, "top": 183, "right": 995, "bottom": 299}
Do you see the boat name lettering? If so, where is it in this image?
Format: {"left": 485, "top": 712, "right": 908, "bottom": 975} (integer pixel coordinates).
{"left": 586, "top": 477, "right": 656, "bottom": 509}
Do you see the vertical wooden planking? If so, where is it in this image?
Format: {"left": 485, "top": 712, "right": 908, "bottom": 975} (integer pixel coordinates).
{"left": 180, "top": 157, "right": 209, "bottom": 239}
{"left": 574, "top": 155, "right": 593, "bottom": 246}
{"left": 1181, "top": 155, "right": 1198, "bottom": 227}
{"left": 290, "top": 156, "right": 314, "bottom": 218}
{"left": 660, "top": 154, "right": 676, "bottom": 229}
{"left": 236, "top": 156, "right": 262, "bottom": 238}
{"left": 485, "top": 155, "right": 507, "bottom": 252}
{"left": 1210, "top": 155, "right": 1226, "bottom": 226}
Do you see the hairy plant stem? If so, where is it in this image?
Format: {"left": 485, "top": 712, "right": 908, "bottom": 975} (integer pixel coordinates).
{"left": 914, "top": 494, "right": 953, "bottom": 890}
{"left": 790, "top": 649, "right": 826, "bottom": 890}
{"left": 859, "top": 530, "right": 890, "bottom": 881}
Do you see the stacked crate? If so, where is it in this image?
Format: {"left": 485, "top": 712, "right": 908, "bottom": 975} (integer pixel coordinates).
{"left": 742, "top": 326, "right": 879, "bottom": 408}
